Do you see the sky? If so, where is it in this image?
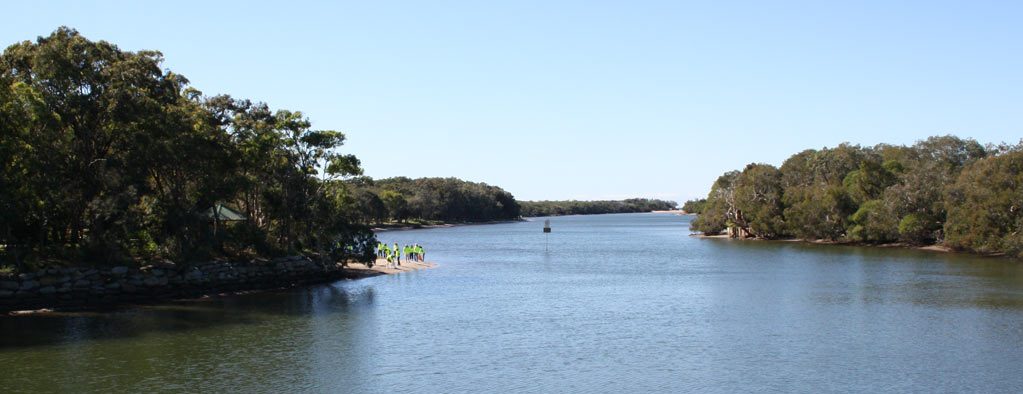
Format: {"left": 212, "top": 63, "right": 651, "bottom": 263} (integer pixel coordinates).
{"left": 2, "top": 1, "right": 1020, "bottom": 202}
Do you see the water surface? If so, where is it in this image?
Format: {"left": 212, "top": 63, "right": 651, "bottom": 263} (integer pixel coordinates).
{"left": 2, "top": 213, "right": 1023, "bottom": 393}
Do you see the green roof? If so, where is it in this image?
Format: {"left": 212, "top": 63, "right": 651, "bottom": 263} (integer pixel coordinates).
{"left": 203, "top": 204, "right": 247, "bottom": 221}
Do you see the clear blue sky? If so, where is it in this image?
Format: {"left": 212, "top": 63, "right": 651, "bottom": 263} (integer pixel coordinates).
{"left": 3, "top": 1, "right": 1019, "bottom": 202}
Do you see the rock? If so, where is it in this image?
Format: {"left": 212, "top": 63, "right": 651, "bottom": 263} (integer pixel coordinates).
{"left": 156, "top": 259, "right": 176, "bottom": 268}
{"left": 143, "top": 277, "right": 167, "bottom": 287}
{"left": 0, "top": 290, "right": 13, "bottom": 298}
{"left": 39, "top": 276, "right": 60, "bottom": 286}
{"left": 18, "top": 273, "right": 35, "bottom": 281}
{"left": 73, "top": 279, "right": 91, "bottom": 288}
{"left": 39, "top": 286, "right": 56, "bottom": 295}
{"left": 151, "top": 268, "right": 165, "bottom": 276}
{"left": 0, "top": 281, "right": 18, "bottom": 290}
{"left": 20, "top": 280, "right": 38, "bottom": 291}
{"left": 105, "top": 282, "right": 121, "bottom": 290}
{"left": 111, "top": 266, "right": 129, "bottom": 275}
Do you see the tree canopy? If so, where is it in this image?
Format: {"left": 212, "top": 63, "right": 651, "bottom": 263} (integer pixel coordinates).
{"left": 0, "top": 28, "right": 374, "bottom": 268}
{"left": 343, "top": 177, "right": 521, "bottom": 224}
{"left": 691, "top": 136, "right": 1023, "bottom": 258}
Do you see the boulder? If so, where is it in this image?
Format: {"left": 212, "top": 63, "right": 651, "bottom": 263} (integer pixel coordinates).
{"left": 39, "top": 276, "right": 60, "bottom": 286}
{"left": 111, "top": 266, "right": 129, "bottom": 276}
{"left": 143, "top": 277, "right": 167, "bottom": 287}
{"left": 20, "top": 280, "right": 38, "bottom": 291}
{"left": 0, "top": 281, "right": 18, "bottom": 291}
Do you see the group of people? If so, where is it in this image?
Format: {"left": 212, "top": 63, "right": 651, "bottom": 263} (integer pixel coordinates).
{"left": 376, "top": 242, "right": 426, "bottom": 269}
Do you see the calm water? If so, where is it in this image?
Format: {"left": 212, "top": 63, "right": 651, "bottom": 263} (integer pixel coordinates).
{"left": 3, "top": 213, "right": 1023, "bottom": 393}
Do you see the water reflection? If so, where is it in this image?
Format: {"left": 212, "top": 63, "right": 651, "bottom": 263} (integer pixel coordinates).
{"left": 0, "top": 283, "right": 378, "bottom": 349}
{"left": 2, "top": 213, "right": 1023, "bottom": 393}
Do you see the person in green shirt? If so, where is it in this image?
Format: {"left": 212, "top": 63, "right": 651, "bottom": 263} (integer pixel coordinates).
{"left": 393, "top": 243, "right": 400, "bottom": 266}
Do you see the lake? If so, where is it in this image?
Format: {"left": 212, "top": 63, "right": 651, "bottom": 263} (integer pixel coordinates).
{"left": 2, "top": 213, "right": 1023, "bottom": 393}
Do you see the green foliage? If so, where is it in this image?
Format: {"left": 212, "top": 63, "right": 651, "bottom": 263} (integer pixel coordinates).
{"left": 897, "top": 213, "right": 937, "bottom": 245}
{"left": 732, "top": 164, "right": 785, "bottom": 238}
{"left": 378, "top": 190, "right": 408, "bottom": 222}
{"left": 691, "top": 136, "right": 1023, "bottom": 258}
{"left": 690, "top": 171, "right": 738, "bottom": 234}
{"left": 681, "top": 199, "right": 707, "bottom": 214}
{"left": 848, "top": 199, "right": 898, "bottom": 243}
{"left": 782, "top": 184, "right": 854, "bottom": 240}
{"left": 519, "top": 198, "right": 676, "bottom": 217}
{"left": 347, "top": 177, "right": 521, "bottom": 223}
{"left": 944, "top": 148, "right": 1023, "bottom": 257}
{"left": 0, "top": 28, "right": 375, "bottom": 266}
{"left": 843, "top": 158, "right": 896, "bottom": 205}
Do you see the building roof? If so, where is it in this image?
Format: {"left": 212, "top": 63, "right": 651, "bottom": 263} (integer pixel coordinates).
{"left": 203, "top": 204, "right": 247, "bottom": 221}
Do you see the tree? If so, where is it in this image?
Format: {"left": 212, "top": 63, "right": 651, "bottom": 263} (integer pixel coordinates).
{"left": 681, "top": 199, "right": 707, "bottom": 214}
{"left": 379, "top": 190, "right": 409, "bottom": 222}
{"left": 691, "top": 171, "right": 739, "bottom": 235}
{"left": 779, "top": 145, "right": 865, "bottom": 240}
{"left": 944, "top": 148, "right": 1023, "bottom": 257}
{"left": 0, "top": 28, "right": 377, "bottom": 267}
{"left": 732, "top": 164, "right": 785, "bottom": 238}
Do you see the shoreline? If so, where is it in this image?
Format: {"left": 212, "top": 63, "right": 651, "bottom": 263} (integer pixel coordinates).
{"left": 372, "top": 218, "right": 524, "bottom": 232}
{"left": 688, "top": 233, "right": 1010, "bottom": 257}
{"left": 345, "top": 258, "right": 436, "bottom": 275}
{"left": 651, "top": 210, "right": 690, "bottom": 215}
{"left": 2, "top": 257, "right": 436, "bottom": 316}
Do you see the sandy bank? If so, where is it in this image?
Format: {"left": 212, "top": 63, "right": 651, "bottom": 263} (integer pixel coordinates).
{"left": 691, "top": 233, "right": 963, "bottom": 255}
{"left": 342, "top": 258, "right": 436, "bottom": 276}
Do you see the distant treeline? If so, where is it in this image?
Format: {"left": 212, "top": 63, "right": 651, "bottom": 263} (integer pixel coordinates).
{"left": 681, "top": 199, "right": 707, "bottom": 214}
{"left": 519, "top": 199, "right": 677, "bottom": 217}
{"left": 690, "top": 136, "right": 1023, "bottom": 258}
{"left": 344, "top": 177, "right": 521, "bottom": 224}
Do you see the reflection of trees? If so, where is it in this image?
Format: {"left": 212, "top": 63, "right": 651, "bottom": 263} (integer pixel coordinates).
{"left": 0, "top": 282, "right": 383, "bottom": 392}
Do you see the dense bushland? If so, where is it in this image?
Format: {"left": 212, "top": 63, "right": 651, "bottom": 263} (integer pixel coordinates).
{"left": 690, "top": 136, "right": 1023, "bottom": 258}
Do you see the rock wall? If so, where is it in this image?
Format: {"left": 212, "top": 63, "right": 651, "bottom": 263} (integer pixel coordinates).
{"left": 0, "top": 256, "right": 365, "bottom": 312}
